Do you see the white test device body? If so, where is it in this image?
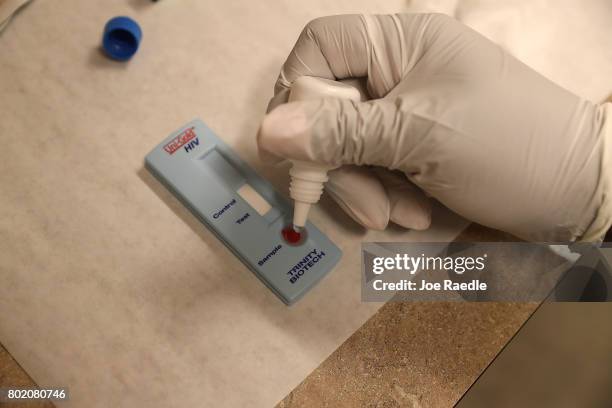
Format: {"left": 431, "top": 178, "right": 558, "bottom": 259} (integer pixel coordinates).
{"left": 288, "top": 77, "right": 363, "bottom": 228}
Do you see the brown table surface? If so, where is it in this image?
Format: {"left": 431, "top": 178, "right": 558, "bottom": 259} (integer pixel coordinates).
{"left": 277, "top": 224, "right": 538, "bottom": 407}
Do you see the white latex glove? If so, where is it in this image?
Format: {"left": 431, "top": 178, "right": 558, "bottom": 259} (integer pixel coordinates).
{"left": 258, "top": 14, "right": 612, "bottom": 241}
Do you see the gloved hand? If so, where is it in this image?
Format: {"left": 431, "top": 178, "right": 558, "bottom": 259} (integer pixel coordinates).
{"left": 258, "top": 13, "right": 612, "bottom": 241}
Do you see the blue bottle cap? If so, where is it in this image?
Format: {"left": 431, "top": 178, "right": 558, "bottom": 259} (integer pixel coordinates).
{"left": 102, "top": 16, "right": 142, "bottom": 61}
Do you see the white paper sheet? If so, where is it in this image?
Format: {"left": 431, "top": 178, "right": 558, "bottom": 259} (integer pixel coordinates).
{"left": 0, "top": 1, "right": 467, "bottom": 407}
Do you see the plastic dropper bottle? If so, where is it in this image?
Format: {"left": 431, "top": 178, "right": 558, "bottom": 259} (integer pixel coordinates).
{"left": 288, "top": 76, "right": 362, "bottom": 229}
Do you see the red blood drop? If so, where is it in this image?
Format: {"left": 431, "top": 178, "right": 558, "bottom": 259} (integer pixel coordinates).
{"left": 282, "top": 226, "right": 303, "bottom": 245}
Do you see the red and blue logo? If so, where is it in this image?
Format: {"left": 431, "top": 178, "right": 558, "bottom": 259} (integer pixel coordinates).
{"left": 164, "top": 127, "right": 198, "bottom": 155}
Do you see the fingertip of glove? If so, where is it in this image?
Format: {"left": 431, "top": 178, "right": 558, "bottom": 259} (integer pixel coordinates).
{"left": 257, "top": 102, "right": 310, "bottom": 164}
{"left": 391, "top": 211, "right": 431, "bottom": 231}
{"left": 390, "top": 200, "right": 432, "bottom": 231}
{"left": 327, "top": 186, "right": 390, "bottom": 230}
{"left": 325, "top": 167, "right": 391, "bottom": 230}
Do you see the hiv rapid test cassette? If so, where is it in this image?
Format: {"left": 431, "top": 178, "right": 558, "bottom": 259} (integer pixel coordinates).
{"left": 145, "top": 119, "right": 341, "bottom": 305}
